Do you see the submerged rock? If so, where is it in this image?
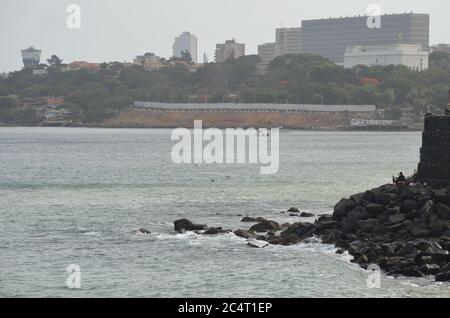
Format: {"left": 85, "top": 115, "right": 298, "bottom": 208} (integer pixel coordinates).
{"left": 138, "top": 228, "right": 151, "bottom": 234}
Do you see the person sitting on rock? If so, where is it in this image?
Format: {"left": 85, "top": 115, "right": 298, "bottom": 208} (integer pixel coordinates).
{"left": 394, "top": 172, "right": 406, "bottom": 185}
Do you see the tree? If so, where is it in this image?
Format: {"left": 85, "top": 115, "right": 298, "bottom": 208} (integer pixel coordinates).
{"left": 47, "top": 55, "right": 63, "bottom": 67}
{"left": 0, "top": 96, "right": 17, "bottom": 109}
{"left": 180, "top": 50, "right": 192, "bottom": 63}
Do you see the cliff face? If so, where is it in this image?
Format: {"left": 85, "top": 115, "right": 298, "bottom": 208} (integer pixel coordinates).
{"left": 417, "top": 114, "right": 450, "bottom": 185}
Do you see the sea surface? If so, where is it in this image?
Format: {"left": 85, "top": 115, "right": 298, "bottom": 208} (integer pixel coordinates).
{"left": 0, "top": 127, "right": 449, "bottom": 298}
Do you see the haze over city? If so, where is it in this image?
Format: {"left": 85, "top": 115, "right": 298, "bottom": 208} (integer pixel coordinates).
{"left": 1, "top": 0, "right": 449, "bottom": 72}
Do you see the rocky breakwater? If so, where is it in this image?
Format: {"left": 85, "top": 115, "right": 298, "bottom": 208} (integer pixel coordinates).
{"left": 275, "top": 184, "right": 450, "bottom": 281}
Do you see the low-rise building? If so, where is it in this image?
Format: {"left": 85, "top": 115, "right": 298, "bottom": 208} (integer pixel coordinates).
{"left": 431, "top": 44, "right": 450, "bottom": 54}
{"left": 133, "top": 53, "right": 165, "bottom": 71}
{"left": 215, "top": 39, "right": 245, "bottom": 63}
{"left": 344, "top": 44, "right": 429, "bottom": 71}
{"left": 65, "top": 61, "right": 101, "bottom": 71}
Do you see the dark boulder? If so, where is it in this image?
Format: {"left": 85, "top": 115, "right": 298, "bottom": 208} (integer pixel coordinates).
{"left": 300, "top": 212, "right": 315, "bottom": 218}
{"left": 249, "top": 219, "right": 281, "bottom": 233}
{"left": 203, "top": 227, "right": 231, "bottom": 235}
{"left": 287, "top": 207, "right": 300, "bottom": 213}
{"left": 333, "top": 198, "right": 357, "bottom": 219}
{"left": 174, "top": 219, "right": 207, "bottom": 233}
{"left": 241, "top": 217, "right": 257, "bottom": 223}
{"left": 435, "top": 271, "right": 450, "bottom": 282}
{"left": 366, "top": 204, "right": 385, "bottom": 216}
{"left": 372, "top": 193, "right": 392, "bottom": 206}
{"left": 388, "top": 214, "right": 406, "bottom": 225}
{"left": 402, "top": 200, "right": 419, "bottom": 213}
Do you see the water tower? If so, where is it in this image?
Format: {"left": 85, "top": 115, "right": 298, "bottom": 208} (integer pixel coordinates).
{"left": 21, "top": 46, "right": 42, "bottom": 68}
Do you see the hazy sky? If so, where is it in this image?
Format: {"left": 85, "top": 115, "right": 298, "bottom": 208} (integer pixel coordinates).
{"left": 1, "top": 0, "right": 449, "bottom": 72}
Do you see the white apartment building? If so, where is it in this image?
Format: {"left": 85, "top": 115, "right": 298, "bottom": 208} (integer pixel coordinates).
{"left": 344, "top": 44, "right": 429, "bottom": 71}
{"left": 215, "top": 39, "right": 245, "bottom": 63}
{"left": 258, "top": 43, "right": 278, "bottom": 64}
{"left": 173, "top": 32, "right": 198, "bottom": 63}
{"left": 257, "top": 27, "right": 302, "bottom": 65}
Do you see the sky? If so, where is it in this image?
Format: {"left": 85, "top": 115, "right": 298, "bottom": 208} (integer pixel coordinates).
{"left": 0, "top": 0, "right": 449, "bottom": 72}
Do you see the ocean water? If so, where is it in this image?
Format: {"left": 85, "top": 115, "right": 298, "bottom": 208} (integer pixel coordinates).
{"left": 0, "top": 127, "right": 449, "bottom": 298}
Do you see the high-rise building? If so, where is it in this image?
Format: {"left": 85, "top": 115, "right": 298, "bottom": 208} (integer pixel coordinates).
{"left": 215, "top": 39, "right": 245, "bottom": 63}
{"left": 344, "top": 44, "right": 429, "bottom": 71}
{"left": 257, "top": 27, "right": 302, "bottom": 65}
{"left": 173, "top": 32, "right": 198, "bottom": 63}
{"left": 301, "top": 13, "right": 429, "bottom": 63}
{"left": 21, "top": 46, "right": 42, "bottom": 68}
{"left": 275, "top": 27, "right": 302, "bottom": 56}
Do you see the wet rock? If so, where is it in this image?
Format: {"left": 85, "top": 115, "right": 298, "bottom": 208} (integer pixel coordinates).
{"left": 234, "top": 229, "right": 256, "bottom": 239}
{"left": 174, "top": 219, "right": 207, "bottom": 233}
{"left": 138, "top": 228, "right": 151, "bottom": 234}
{"left": 421, "top": 264, "right": 440, "bottom": 275}
{"left": 249, "top": 219, "right": 281, "bottom": 233}
{"left": 435, "top": 271, "right": 450, "bottom": 282}
{"left": 241, "top": 217, "right": 257, "bottom": 223}
{"left": 300, "top": 212, "right": 315, "bottom": 218}
{"left": 203, "top": 227, "right": 231, "bottom": 235}
{"left": 287, "top": 207, "right": 300, "bottom": 213}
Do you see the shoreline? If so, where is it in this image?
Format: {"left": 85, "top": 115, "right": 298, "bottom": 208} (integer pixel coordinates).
{"left": 0, "top": 124, "right": 423, "bottom": 132}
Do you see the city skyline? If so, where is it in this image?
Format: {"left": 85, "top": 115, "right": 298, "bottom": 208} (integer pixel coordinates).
{"left": 1, "top": 0, "right": 450, "bottom": 72}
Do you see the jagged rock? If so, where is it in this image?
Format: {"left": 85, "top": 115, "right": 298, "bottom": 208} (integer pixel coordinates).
{"left": 174, "top": 219, "right": 207, "bottom": 233}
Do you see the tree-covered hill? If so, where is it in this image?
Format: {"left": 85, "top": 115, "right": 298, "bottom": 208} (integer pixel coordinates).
{"left": 0, "top": 52, "right": 449, "bottom": 124}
